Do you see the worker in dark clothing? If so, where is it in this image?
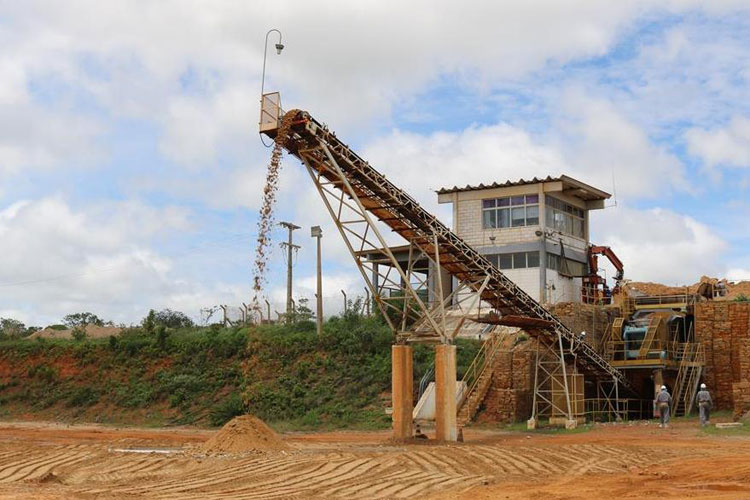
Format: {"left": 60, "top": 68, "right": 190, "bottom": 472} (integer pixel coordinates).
{"left": 696, "top": 383, "right": 713, "bottom": 427}
{"left": 655, "top": 385, "right": 672, "bottom": 428}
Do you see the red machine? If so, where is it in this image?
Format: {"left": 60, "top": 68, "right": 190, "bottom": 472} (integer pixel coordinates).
{"left": 582, "top": 245, "right": 624, "bottom": 304}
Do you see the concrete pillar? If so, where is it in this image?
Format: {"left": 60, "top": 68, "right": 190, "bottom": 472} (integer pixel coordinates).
{"left": 391, "top": 345, "right": 413, "bottom": 440}
{"left": 435, "top": 344, "right": 458, "bottom": 441}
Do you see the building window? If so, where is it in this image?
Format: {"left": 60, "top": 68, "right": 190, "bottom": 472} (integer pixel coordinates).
{"left": 487, "top": 251, "right": 540, "bottom": 269}
{"left": 547, "top": 254, "right": 586, "bottom": 276}
{"left": 545, "top": 195, "right": 585, "bottom": 238}
{"left": 482, "top": 194, "right": 539, "bottom": 229}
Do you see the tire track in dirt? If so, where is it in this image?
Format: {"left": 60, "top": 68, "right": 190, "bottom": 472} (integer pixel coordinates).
{"left": 109, "top": 454, "right": 304, "bottom": 495}
{"left": 0, "top": 450, "right": 73, "bottom": 482}
{"left": 236, "top": 458, "right": 376, "bottom": 499}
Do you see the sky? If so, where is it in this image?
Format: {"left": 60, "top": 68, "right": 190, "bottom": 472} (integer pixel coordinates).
{"left": 1, "top": 1, "right": 749, "bottom": 326}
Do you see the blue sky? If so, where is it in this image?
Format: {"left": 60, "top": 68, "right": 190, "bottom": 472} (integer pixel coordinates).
{"left": 1, "top": 1, "right": 749, "bottom": 326}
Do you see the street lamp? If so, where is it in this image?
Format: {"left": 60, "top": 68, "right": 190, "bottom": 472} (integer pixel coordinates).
{"left": 261, "top": 28, "right": 284, "bottom": 97}
{"left": 260, "top": 28, "right": 284, "bottom": 147}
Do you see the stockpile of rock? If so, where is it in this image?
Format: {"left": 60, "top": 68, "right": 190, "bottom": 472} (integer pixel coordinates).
{"left": 696, "top": 302, "right": 750, "bottom": 409}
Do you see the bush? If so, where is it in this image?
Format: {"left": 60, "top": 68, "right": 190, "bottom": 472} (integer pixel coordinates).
{"left": 67, "top": 387, "right": 99, "bottom": 407}
{"left": 209, "top": 392, "right": 246, "bottom": 426}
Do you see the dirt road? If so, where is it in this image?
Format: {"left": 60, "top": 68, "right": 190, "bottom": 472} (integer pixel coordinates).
{"left": 0, "top": 420, "right": 748, "bottom": 499}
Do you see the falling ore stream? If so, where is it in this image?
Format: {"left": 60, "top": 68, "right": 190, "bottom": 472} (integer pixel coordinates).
{"left": 251, "top": 110, "right": 300, "bottom": 319}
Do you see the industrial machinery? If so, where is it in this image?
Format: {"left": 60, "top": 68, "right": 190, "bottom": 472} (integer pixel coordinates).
{"left": 260, "top": 93, "right": 632, "bottom": 430}
{"left": 581, "top": 244, "right": 624, "bottom": 304}
{"left": 620, "top": 310, "right": 690, "bottom": 360}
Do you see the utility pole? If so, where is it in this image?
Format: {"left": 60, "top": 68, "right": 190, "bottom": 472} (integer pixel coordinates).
{"left": 311, "top": 226, "right": 323, "bottom": 335}
{"left": 279, "top": 222, "right": 301, "bottom": 322}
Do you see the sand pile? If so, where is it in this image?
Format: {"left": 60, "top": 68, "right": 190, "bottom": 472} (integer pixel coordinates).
{"left": 28, "top": 325, "right": 122, "bottom": 340}
{"left": 201, "top": 415, "right": 288, "bottom": 454}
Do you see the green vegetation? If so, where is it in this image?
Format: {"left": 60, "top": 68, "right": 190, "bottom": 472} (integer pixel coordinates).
{"left": 734, "top": 294, "right": 750, "bottom": 303}
{"left": 701, "top": 420, "right": 750, "bottom": 436}
{"left": 0, "top": 310, "right": 481, "bottom": 431}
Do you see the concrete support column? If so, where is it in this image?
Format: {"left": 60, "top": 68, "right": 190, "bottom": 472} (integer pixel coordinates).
{"left": 435, "top": 344, "right": 458, "bottom": 441}
{"left": 391, "top": 345, "right": 413, "bottom": 440}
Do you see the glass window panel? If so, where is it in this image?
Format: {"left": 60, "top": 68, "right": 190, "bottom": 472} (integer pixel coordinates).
{"left": 486, "top": 254, "right": 499, "bottom": 268}
{"left": 511, "top": 196, "right": 525, "bottom": 206}
{"left": 498, "top": 254, "right": 513, "bottom": 269}
{"left": 547, "top": 254, "right": 559, "bottom": 270}
{"left": 564, "top": 213, "right": 573, "bottom": 233}
{"left": 526, "top": 194, "right": 539, "bottom": 204}
{"left": 545, "top": 207, "right": 554, "bottom": 228}
{"left": 512, "top": 252, "right": 526, "bottom": 269}
{"left": 526, "top": 205, "right": 539, "bottom": 225}
{"left": 498, "top": 208, "right": 510, "bottom": 228}
{"left": 573, "top": 218, "right": 583, "bottom": 238}
{"left": 554, "top": 211, "right": 565, "bottom": 231}
{"left": 511, "top": 206, "right": 526, "bottom": 227}
{"left": 482, "top": 209, "right": 496, "bottom": 229}
{"left": 482, "top": 199, "right": 496, "bottom": 209}
{"left": 498, "top": 197, "right": 510, "bottom": 207}
{"left": 527, "top": 251, "right": 540, "bottom": 268}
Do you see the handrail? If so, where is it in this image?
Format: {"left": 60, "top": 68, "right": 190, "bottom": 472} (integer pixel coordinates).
{"left": 457, "top": 333, "right": 501, "bottom": 412}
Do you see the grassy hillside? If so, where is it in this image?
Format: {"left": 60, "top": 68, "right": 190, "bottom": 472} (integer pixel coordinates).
{"left": 0, "top": 315, "right": 480, "bottom": 430}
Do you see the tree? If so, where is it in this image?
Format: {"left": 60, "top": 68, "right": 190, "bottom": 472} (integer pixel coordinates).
{"left": 142, "top": 309, "right": 156, "bottom": 335}
{"left": 71, "top": 326, "right": 87, "bottom": 341}
{"left": 0, "top": 318, "right": 26, "bottom": 338}
{"left": 152, "top": 309, "right": 194, "bottom": 329}
{"left": 63, "top": 312, "right": 104, "bottom": 329}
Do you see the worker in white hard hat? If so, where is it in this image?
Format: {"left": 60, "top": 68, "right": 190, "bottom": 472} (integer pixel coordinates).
{"left": 696, "top": 383, "right": 713, "bottom": 427}
{"left": 655, "top": 385, "right": 672, "bottom": 428}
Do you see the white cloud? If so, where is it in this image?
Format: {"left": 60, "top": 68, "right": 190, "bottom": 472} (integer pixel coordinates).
{"left": 727, "top": 268, "right": 750, "bottom": 281}
{"left": 592, "top": 205, "right": 727, "bottom": 285}
{"left": 0, "top": 197, "right": 241, "bottom": 326}
{"left": 685, "top": 116, "right": 750, "bottom": 169}
{"left": 364, "top": 123, "right": 570, "bottom": 221}
{"left": 0, "top": 102, "right": 102, "bottom": 176}
{"left": 3, "top": 0, "right": 748, "bottom": 174}
{"left": 552, "top": 90, "right": 690, "bottom": 199}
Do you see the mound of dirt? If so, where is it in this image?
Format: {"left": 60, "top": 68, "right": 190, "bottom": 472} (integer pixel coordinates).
{"left": 201, "top": 415, "right": 288, "bottom": 454}
{"left": 28, "top": 325, "right": 122, "bottom": 340}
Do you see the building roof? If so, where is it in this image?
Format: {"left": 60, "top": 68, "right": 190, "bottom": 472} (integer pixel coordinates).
{"left": 436, "top": 174, "right": 611, "bottom": 201}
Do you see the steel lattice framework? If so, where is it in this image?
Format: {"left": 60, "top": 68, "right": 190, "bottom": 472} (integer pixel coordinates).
{"left": 261, "top": 99, "right": 631, "bottom": 391}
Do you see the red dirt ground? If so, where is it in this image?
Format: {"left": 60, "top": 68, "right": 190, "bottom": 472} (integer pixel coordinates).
{"left": 0, "top": 418, "right": 748, "bottom": 499}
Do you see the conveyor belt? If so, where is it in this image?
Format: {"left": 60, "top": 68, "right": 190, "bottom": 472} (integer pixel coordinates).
{"left": 264, "top": 108, "right": 630, "bottom": 388}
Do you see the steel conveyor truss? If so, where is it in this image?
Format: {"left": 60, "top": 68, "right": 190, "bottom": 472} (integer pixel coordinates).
{"left": 260, "top": 95, "right": 630, "bottom": 390}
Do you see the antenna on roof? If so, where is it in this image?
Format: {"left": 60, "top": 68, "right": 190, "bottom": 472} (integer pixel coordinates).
{"left": 605, "top": 170, "right": 618, "bottom": 208}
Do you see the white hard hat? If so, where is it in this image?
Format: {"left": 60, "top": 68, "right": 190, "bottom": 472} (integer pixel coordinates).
{"left": 701, "top": 383, "right": 706, "bottom": 389}
{"left": 661, "top": 385, "right": 666, "bottom": 390}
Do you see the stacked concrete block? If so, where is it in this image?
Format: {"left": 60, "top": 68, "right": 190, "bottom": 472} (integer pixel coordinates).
{"left": 549, "top": 302, "right": 619, "bottom": 353}
{"left": 695, "top": 302, "right": 750, "bottom": 410}
{"left": 478, "top": 337, "right": 536, "bottom": 423}
{"left": 732, "top": 381, "right": 750, "bottom": 421}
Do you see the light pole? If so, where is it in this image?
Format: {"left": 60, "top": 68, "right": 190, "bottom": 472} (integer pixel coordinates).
{"left": 311, "top": 225, "right": 323, "bottom": 335}
{"left": 261, "top": 28, "right": 284, "bottom": 97}
{"left": 260, "top": 28, "right": 284, "bottom": 147}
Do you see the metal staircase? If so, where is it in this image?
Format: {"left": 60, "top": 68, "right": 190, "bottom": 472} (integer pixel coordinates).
{"left": 637, "top": 316, "right": 662, "bottom": 359}
{"left": 260, "top": 96, "right": 631, "bottom": 393}
{"left": 673, "top": 342, "right": 705, "bottom": 416}
{"left": 457, "top": 333, "right": 502, "bottom": 426}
